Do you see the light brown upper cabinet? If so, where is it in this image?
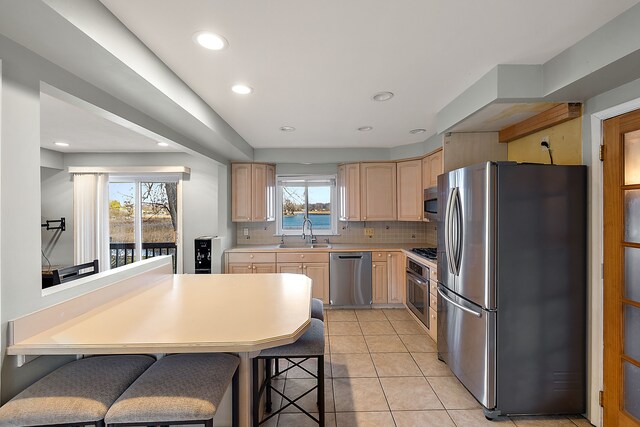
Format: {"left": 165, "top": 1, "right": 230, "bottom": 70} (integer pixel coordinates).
{"left": 442, "top": 132, "right": 507, "bottom": 173}
{"left": 231, "top": 163, "right": 275, "bottom": 222}
{"left": 338, "top": 163, "right": 361, "bottom": 221}
{"left": 360, "top": 162, "right": 397, "bottom": 221}
{"left": 397, "top": 159, "right": 423, "bottom": 221}
{"left": 422, "top": 148, "right": 443, "bottom": 190}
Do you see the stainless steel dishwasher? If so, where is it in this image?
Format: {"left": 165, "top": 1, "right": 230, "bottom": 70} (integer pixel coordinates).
{"left": 329, "top": 252, "right": 372, "bottom": 306}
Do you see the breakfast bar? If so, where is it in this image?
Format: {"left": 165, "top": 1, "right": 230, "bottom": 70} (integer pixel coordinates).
{"left": 7, "top": 260, "right": 313, "bottom": 427}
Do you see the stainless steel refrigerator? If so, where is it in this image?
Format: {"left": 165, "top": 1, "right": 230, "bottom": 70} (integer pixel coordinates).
{"left": 437, "top": 162, "right": 586, "bottom": 419}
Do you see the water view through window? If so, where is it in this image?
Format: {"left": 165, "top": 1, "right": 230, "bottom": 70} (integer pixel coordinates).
{"left": 282, "top": 185, "right": 331, "bottom": 230}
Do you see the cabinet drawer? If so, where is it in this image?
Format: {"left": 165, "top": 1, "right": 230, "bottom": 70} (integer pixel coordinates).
{"left": 373, "top": 251, "right": 388, "bottom": 260}
{"left": 428, "top": 308, "right": 437, "bottom": 342}
{"left": 429, "top": 279, "right": 438, "bottom": 297}
{"left": 277, "top": 252, "right": 329, "bottom": 263}
{"left": 429, "top": 292, "right": 438, "bottom": 312}
{"left": 228, "top": 252, "right": 276, "bottom": 263}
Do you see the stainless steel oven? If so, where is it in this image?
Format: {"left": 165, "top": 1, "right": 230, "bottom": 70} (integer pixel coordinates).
{"left": 406, "top": 258, "right": 430, "bottom": 327}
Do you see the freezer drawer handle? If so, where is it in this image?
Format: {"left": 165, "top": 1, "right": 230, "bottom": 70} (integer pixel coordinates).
{"left": 337, "top": 255, "right": 363, "bottom": 259}
{"left": 437, "top": 287, "right": 482, "bottom": 318}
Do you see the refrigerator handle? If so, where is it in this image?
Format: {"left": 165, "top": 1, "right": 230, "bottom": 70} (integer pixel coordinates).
{"left": 438, "top": 286, "right": 482, "bottom": 317}
{"left": 444, "top": 187, "right": 456, "bottom": 275}
{"left": 454, "top": 187, "right": 463, "bottom": 274}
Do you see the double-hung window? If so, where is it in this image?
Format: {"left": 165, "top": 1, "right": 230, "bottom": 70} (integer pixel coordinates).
{"left": 276, "top": 175, "right": 337, "bottom": 236}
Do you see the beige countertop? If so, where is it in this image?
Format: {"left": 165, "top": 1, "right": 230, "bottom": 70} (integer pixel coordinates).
{"left": 9, "top": 273, "right": 312, "bottom": 355}
{"left": 228, "top": 243, "right": 424, "bottom": 253}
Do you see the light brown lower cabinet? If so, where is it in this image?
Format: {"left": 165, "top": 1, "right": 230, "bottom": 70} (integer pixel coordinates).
{"left": 277, "top": 262, "right": 329, "bottom": 303}
{"left": 372, "top": 251, "right": 405, "bottom": 305}
{"left": 226, "top": 252, "right": 277, "bottom": 274}
{"left": 428, "top": 278, "right": 438, "bottom": 341}
{"left": 227, "top": 263, "right": 276, "bottom": 274}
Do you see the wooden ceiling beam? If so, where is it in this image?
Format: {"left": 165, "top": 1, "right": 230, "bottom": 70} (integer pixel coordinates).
{"left": 499, "top": 103, "right": 582, "bottom": 143}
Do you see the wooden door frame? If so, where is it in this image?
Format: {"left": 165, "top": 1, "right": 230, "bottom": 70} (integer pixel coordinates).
{"left": 589, "top": 97, "right": 640, "bottom": 426}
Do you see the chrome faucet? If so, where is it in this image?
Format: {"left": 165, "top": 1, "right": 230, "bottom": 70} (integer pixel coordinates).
{"left": 301, "top": 216, "right": 316, "bottom": 244}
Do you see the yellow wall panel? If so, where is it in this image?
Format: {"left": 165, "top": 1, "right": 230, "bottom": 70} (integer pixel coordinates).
{"left": 507, "top": 117, "right": 582, "bottom": 165}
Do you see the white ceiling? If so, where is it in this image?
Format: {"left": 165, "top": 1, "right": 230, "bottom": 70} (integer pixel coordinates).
{"left": 41, "top": 92, "right": 182, "bottom": 153}
{"left": 100, "top": 0, "right": 639, "bottom": 149}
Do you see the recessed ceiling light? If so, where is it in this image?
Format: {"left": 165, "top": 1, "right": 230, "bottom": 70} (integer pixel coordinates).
{"left": 409, "top": 128, "right": 426, "bottom": 134}
{"left": 54, "top": 141, "right": 69, "bottom": 147}
{"left": 231, "top": 84, "right": 253, "bottom": 95}
{"left": 157, "top": 142, "right": 169, "bottom": 147}
{"left": 193, "top": 32, "right": 228, "bottom": 50}
{"left": 372, "top": 91, "right": 394, "bottom": 102}
{"left": 358, "top": 126, "right": 373, "bottom": 131}
{"left": 280, "top": 126, "right": 296, "bottom": 132}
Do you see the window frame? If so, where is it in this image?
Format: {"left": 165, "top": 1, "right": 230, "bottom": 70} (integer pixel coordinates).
{"left": 108, "top": 174, "right": 183, "bottom": 273}
{"left": 275, "top": 175, "right": 338, "bottom": 236}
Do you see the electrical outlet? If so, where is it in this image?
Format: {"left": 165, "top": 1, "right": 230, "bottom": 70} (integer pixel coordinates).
{"left": 364, "top": 228, "right": 374, "bottom": 237}
{"left": 243, "top": 228, "right": 249, "bottom": 236}
{"left": 541, "top": 136, "right": 549, "bottom": 150}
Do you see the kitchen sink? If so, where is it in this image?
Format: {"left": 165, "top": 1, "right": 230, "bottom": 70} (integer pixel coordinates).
{"left": 277, "top": 243, "right": 332, "bottom": 249}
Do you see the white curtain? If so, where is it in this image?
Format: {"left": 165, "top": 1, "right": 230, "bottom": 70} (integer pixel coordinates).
{"left": 73, "top": 173, "right": 110, "bottom": 270}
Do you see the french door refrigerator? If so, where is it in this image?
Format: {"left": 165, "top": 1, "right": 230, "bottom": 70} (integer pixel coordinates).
{"left": 437, "top": 162, "right": 586, "bottom": 419}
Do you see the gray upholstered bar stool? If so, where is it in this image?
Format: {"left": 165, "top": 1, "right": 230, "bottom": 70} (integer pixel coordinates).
{"left": 311, "top": 298, "right": 324, "bottom": 321}
{"left": 105, "top": 353, "right": 239, "bottom": 427}
{"left": 0, "top": 355, "right": 154, "bottom": 427}
{"left": 274, "top": 298, "right": 323, "bottom": 376}
{"left": 253, "top": 318, "right": 325, "bottom": 427}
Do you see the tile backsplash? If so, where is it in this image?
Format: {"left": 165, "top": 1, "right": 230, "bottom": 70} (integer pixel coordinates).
{"left": 236, "top": 221, "right": 437, "bottom": 246}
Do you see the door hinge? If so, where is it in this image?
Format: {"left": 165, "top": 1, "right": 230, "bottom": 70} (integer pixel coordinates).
{"left": 599, "top": 390, "right": 604, "bottom": 407}
{"left": 599, "top": 145, "right": 605, "bottom": 161}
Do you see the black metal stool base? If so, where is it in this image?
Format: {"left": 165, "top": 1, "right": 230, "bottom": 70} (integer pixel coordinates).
{"left": 252, "top": 355, "right": 325, "bottom": 427}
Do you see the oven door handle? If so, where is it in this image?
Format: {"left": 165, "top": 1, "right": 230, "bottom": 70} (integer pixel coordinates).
{"left": 406, "top": 271, "right": 428, "bottom": 287}
{"left": 438, "top": 287, "right": 482, "bottom": 318}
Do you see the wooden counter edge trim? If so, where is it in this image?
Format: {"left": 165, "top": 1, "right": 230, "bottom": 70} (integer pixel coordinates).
{"left": 9, "top": 258, "right": 174, "bottom": 345}
{"left": 7, "top": 319, "right": 312, "bottom": 356}
{"left": 498, "top": 103, "right": 582, "bottom": 143}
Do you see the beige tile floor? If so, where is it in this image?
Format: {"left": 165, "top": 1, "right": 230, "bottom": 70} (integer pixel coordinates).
{"left": 264, "top": 308, "right": 593, "bottom": 427}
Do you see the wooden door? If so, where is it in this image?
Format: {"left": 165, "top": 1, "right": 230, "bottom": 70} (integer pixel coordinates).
{"left": 278, "top": 263, "right": 304, "bottom": 274}
{"left": 231, "top": 163, "right": 252, "bottom": 222}
{"left": 397, "top": 159, "right": 423, "bottom": 221}
{"left": 253, "top": 263, "right": 276, "bottom": 274}
{"left": 345, "top": 163, "right": 361, "bottom": 221}
{"left": 227, "top": 263, "right": 253, "bottom": 274}
{"left": 361, "top": 162, "right": 397, "bottom": 221}
{"left": 387, "top": 252, "right": 405, "bottom": 304}
{"left": 372, "top": 261, "right": 388, "bottom": 304}
{"left": 252, "top": 164, "right": 267, "bottom": 222}
{"left": 603, "top": 109, "right": 640, "bottom": 427}
{"left": 304, "top": 263, "right": 330, "bottom": 303}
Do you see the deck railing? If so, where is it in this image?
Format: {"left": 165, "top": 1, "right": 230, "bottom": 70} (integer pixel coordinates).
{"left": 110, "top": 242, "right": 177, "bottom": 273}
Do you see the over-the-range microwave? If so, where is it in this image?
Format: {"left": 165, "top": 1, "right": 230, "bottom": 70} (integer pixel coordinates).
{"left": 423, "top": 187, "right": 438, "bottom": 221}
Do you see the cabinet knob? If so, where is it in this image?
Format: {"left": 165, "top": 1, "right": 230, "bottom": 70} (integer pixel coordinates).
{"left": 247, "top": 266, "right": 252, "bottom": 269}
{"left": 299, "top": 265, "right": 303, "bottom": 268}
{"left": 388, "top": 254, "right": 391, "bottom": 257}
{"left": 253, "top": 266, "right": 256, "bottom": 270}
{"left": 373, "top": 264, "right": 376, "bottom": 268}
{"left": 418, "top": 216, "right": 421, "bottom": 219}
{"left": 250, "top": 254, "right": 254, "bottom": 258}
{"left": 378, "top": 253, "right": 381, "bottom": 257}
{"left": 301, "top": 254, "right": 305, "bottom": 258}
{"left": 364, "top": 216, "right": 367, "bottom": 220}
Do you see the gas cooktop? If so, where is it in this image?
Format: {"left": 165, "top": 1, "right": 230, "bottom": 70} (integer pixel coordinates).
{"left": 410, "top": 247, "right": 437, "bottom": 260}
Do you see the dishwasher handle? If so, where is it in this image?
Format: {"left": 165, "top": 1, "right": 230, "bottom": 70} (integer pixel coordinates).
{"left": 337, "top": 255, "right": 364, "bottom": 259}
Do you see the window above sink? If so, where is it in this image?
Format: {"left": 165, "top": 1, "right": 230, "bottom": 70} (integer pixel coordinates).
{"left": 276, "top": 175, "right": 337, "bottom": 236}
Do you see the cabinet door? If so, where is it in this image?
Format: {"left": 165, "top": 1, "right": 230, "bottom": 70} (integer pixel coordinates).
{"left": 252, "top": 164, "right": 267, "bottom": 222}
{"left": 231, "top": 163, "right": 252, "bottom": 222}
{"left": 361, "top": 163, "right": 397, "bottom": 221}
{"left": 337, "top": 164, "right": 347, "bottom": 220}
{"left": 372, "top": 261, "right": 388, "bottom": 304}
{"left": 397, "top": 159, "right": 423, "bottom": 221}
{"left": 304, "top": 263, "right": 330, "bottom": 303}
{"left": 387, "top": 251, "right": 405, "bottom": 304}
{"left": 227, "top": 263, "right": 253, "bottom": 274}
{"left": 428, "top": 308, "right": 437, "bottom": 342}
{"left": 277, "top": 263, "right": 304, "bottom": 274}
{"left": 254, "top": 263, "right": 276, "bottom": 274}
{"left": 266, "top": 164, "right": 276, "bottom": 221}
{"left": 345, "top": 163, "right": 361, "bottom": 221}
{"left": 427, "top": 149, "right": 443, "bottom": 188}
